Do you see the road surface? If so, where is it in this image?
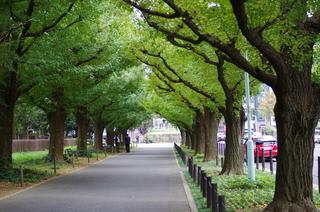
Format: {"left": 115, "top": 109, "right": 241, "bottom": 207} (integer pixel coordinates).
{"left": 0, "top": 143, "right": 191, "bottom": 212}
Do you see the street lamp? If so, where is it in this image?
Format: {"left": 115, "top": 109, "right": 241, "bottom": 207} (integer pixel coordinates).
{"left": 245, "top": 54, "right": 255, "bottom": 181}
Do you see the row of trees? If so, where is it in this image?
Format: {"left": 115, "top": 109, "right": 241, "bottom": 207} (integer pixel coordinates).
{"left": 0, "top": 1, "right": 149, "bottom": 168}
{"left": 123, "top": 1, "right": 320, "bottom": 211}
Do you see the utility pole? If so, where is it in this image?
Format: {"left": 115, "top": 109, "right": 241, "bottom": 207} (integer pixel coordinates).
{"left": 245, "top": 53, "right": 255, "bottom": 181}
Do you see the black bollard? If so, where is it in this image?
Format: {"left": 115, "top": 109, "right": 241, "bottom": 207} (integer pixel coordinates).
{"left": 20, "top": 165, "right": 24, "bottom": 187}
{"left": 202, "top": 173, "right": 207, "bottom": 198}
{"left": 207, "top": 176, "right": 212, "bottom": 208}
{"left": 193, "top": 164, "right": 197, "bottom": 182}
{"left": 218, "top": 195, "right": 226, "bottom": 212}
{"left": 269, "top": 150, "right": 274, "bottom": 174}
{"left": 72, "top": 154, "right": 75, "bottom": 168}
{"left": 256, "top": 147, "right": 259, "bottom": 169}
{"left": 212, "top": 183, "right": 218, "bottom": 212}
{"left": 200, "top": 170, "right": 205, "bottom": 192}
{"left": 53, "top": 154, "right": 57, "bottom": 174}
{"left": 262, "top": 148, "right": 265, "bottom": 171}
{"left": 318, "top": 157, "right": 320, "bottom": 193}
{"left": 197, "top": 166, "right": 201, "bottom": 185}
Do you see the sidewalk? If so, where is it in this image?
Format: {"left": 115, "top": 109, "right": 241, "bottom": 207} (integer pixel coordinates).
{"left": 0, "top": 143, "right": 191, "bottom": 212}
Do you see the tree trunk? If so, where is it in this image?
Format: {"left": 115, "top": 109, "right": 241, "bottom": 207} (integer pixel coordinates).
{"left": 93, "top": 118, "right": 104, "bottom": 151}
{"left": 0, "top": 104, "right": 15, "bottom": 170}
{"left": 203, "top": 107, "right": 219, "bottom": 161}
{"left": 191, "top": 129, "right": 197, "bottom": 151}
{"left": 195, "top": 111, "right": 204, "bottom": 154}
{"left": 186, "top": 130, "right": 192, "bottom": 148}
{"left": 0, "top": 65, "right": 19, "bottom": 170}
{"left": 220, "top": 104, "right": 244, "bottom": 175}
{"left": 180, "top": 128, "right": 186, "bottom": 145}
{"left": 265, "top": 74, "right": 320, "bottom": 212}
{"left": 48, "top": 107, "right": 66, "bottom": 161}
{"left": 76, "top": 108, "right": 89, "bottom": 152}
{"left": 106, "top": 128, "right": 114, "bottom": 146}
{"left": 199, "top": 114, "right": 206, "bottom": 153}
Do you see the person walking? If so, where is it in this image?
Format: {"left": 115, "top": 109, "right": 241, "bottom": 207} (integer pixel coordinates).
{"left": 113, "top": 136, "right": 120, "bottom": 153}
{"left": 125, "top": 133, "right": 131, "bottom": 153}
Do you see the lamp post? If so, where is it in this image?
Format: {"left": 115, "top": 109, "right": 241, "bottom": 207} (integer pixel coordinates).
{"left": 245, "top": 55, "right": 255, "bottom": 180}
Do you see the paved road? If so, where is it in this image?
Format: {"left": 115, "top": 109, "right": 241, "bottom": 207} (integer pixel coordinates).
{"left": 249, "top": 143, "right": 320, "bottom": 188}
{"left": 0, "top": 144, "right": 191, "bottom": 212}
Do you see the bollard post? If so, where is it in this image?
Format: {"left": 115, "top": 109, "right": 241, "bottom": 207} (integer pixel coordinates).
{"left": 197, "top": 166, "right": 201, "bottom": 185}
{"left": 207, "top": 176, "right": 212, "bottom": 208}
{"left": 193, "top": 164, "right": 197, "bottom": 182}
{"left": 262, "top": 148, "right": 265, "bottom": 171}
{"left": 318, "top": 157, "right": 320, "bottom": 193}
{"left": 216, "top": 155, "right": 219, "bottom": 166}
{"left": 212, "top": 183, "right": 218, "bottom": 212}
{"left": 53, "top": 154, "right": 57, "bottom": 174}
{"left": 87, "top": 151, "right": 90, "bottom": 164}
{"left": 269, "top": 150, "right": 273, "bottom": 175}
{"left": 202, "top": 173, "right": 207, "bottom": 198}
{"left": 72, "top": 154, "right": 75, "bottom": 168}
{"left": 200, "top": 170, "right": 205, "bottom": 192}
{"left": 188, "top": 157, "right": 191, "bottom": 175}
{"left": 256, "top": 147, "right": 259, "bottom": 169}
{"left": 221, "top": 157, "right": 224, "bottom": 167}
{"left": 218, "top": 195, "right": 226, "bottom": 212}
{"left": 20, "top": 165, "right": 24, "bottom": 187}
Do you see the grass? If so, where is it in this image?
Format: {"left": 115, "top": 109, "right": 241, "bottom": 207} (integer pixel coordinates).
{"left": 176, "top": 145, "right": 320, "bottom": 211}
{"left": 0, "top": 146, "right": 114, "bottom": 186}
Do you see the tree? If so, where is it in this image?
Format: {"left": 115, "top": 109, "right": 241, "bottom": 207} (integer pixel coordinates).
{"left": 124, "top": 1, "right": 320, "bottom": 210}
{"left": 258, "top": 91, "right": 276, "bottom": 127}
{"left": 0, "top": 0, "right": 78, "bottom": 169}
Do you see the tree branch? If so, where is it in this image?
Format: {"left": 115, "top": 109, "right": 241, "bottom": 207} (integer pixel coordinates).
{"left": 25, "top": 1, "right": 76, "bottom": 37}
{"left": 75, "top": 48, "right": 104, "bottom": 67}
{"left": 229, "top": 0, "right": 289, "bottom": 74}
{"left": 139, "top": 51, "right": 217, "bottom": 103}
{"left": 134, "top": 2, "right": 277, "bottom": 87}
{"left": 153, "top": 70, "right": 199, "bottom": 112}
{"left": 123, "top": 0, "right": 180, "bottom": 19}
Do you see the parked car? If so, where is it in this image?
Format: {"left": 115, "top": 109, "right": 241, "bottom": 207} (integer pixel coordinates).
{"left": 243, "top": 135, "right": 277, "bottom": 161}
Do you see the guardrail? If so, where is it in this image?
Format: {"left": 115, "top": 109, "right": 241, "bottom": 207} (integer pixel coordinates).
{"left": 174, "top": 143, "right": 187, "bottom": 164}
{"left": 174, "top": 143, "right": 226, "bottom": 212}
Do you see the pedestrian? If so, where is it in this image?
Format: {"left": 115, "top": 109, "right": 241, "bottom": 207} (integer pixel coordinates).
{"left": 125, "top": 133, "right": 131, "bottom": 153}
{"left": 113, "top": 136, "right": 120, "bottom": 153}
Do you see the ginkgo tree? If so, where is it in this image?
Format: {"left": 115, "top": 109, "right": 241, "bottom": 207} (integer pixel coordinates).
{"left": 123, "top": 1, "right": 320, "bottom": 211}
{"left": 0, "top": 0, "right": 81, "bottom": 169}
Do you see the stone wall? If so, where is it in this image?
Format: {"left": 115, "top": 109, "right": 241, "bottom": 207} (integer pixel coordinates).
{"left": 143, "top": 132, "right": 181, "bottom": 143}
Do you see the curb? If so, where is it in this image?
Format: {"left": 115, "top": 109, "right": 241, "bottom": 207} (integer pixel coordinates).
{"left": 173, "top": 150, "right": 198, "bottom": 212}
{"left": 180, "top": 171, "right": 198, "bottom": 212}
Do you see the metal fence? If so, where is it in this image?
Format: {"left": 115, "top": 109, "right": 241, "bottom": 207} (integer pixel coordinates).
{"left": 175, "top": 143, "right": 226, "bottom": 212}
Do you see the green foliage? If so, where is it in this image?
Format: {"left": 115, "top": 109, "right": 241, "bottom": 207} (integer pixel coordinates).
{"left": 14, "top": 102, "right": 48, "bottom": 138}
{"left": 0, "top": 168, "right": 52, "bottom": 184}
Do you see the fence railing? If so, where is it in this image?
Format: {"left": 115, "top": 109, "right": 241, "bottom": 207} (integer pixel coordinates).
{"left": 174, "top": 143, "right": 187, "bottom": 164}
{"left": 175, "top": 143, "right": 226, "bottom": 212}
{"left": 12, "top": 138, "right": 76, "bottom": 152}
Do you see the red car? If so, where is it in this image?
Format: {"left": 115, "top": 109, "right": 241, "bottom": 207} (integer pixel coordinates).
{"left": 244, "top": 136, "right": 278, "bottom": 161}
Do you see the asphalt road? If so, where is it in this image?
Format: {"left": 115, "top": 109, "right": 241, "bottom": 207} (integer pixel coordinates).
{"left": 253, "top": 143, "right": 320, "bottom": 188}
{"left": 0, "top": 144, "right": 191, "bottom": 212}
